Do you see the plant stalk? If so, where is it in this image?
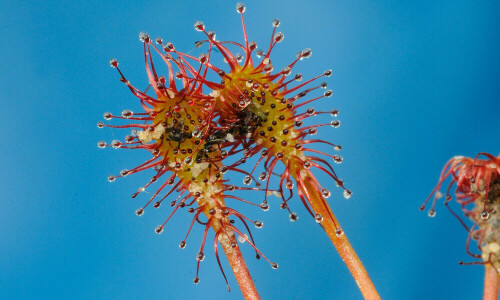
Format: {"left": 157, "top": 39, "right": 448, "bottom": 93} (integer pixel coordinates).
{"left": 302, "top": 175, "right": 380, "bottom": 300}
{"left": 211, "top": 219, "right": 260, "bottom": 300}
{"left": 484, "top": 264, "right": 499, "bottom": 300}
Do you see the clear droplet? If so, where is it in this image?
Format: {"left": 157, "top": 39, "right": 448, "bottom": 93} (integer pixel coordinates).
{"left": 107, "top": 175, "right": 116, "bottom": 182}
{"left": 196, "top": 252, "right": 205, "bottom": 261}
{"left": 179, "top": 241, "right": 186, "bottom": 249}
{"left": 193, "top": 277, "right": 200, "bottom": 284}
{"left": 139, "top": 31, "right": 150, "bottom": 43}
{"left": 334, "top": 145, "right": 342, "bottom": 151}
{"left": 324, "top": 90, "right": 333, "bottom": 97}
{"left": 243, "top": 176, "right": 252, "bottom": 185}
{"left": 428, "top": 209, "right": 436, "bottom": 218}
{"left": 343, "top": 190, "right": 352, "bottom": 199}
{"left": 481, "top": 210, "right": 490, "bottom": 220}
{"left": 324, "top": 69, "right": 333, "bottom": 77}
{"left": 333, "top": 155, "right": 343, "bottom": 164}
{"left": 260, "top": 202, "right": 270, "bottom": 211}
{"left": 135, "top": 208, "right": 144, "bottom": 216}
{"left": 121, "top": 110, "right": 133, "bottom": 118}
{"left": 272, "top": 19, "right": 280, "bottom": 27}
{"left": 155, "top": 225, "right": 164, "bottom": 234}
{"left": 322, "top": 189, "right": 331, "bottom": 198}
{"left": 111, "top": 140, "right": 122, "bottom": 149}
{"left": 97, "top": 141, "right": 106, "bottom": 148}
{"left": 289, "top": 212, "right": 299, "bottom": 222}
{"left": 103, "top": 112, "right": 112, "bottom": 120}
{"left": 330, "top": 120, "right": 341, "bottom": 128}
{"left": 207, "top": 30, "right": 216, "bottom": 39}
{"left": 301, "top": 48, "right": 312, "bottom": 58}
{"left": 259, "top": 172, "right": 267, "bottom": 181}
{"left": 335, "top": 228, "right": 344, "bottom": 237}
{"left": 274, "top": 32, "right": 284, "bottom": 43}
{"left": 254, "top": 220, "right": 263, "bottom": 228}
{"left": 315, "top": 214, "right": 324, "bottom": 223}
{"left": 194, "top": 21, "right": 205, "bottom": 32}
{"left": 109, "top": 58, "right": 118, "bottom": 68}
{"left": 271, "top": 262, "right": 279, "bottom": 269}
{"left": 285, "top": 180, "right": 294, "bottom": 189}
{"left": 236, "top": 2, "right": 246, "bottom": 13}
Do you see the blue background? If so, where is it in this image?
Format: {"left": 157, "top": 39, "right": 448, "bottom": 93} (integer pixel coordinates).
{"left": 1, "top": 0, "right": 499, "bottom": 299}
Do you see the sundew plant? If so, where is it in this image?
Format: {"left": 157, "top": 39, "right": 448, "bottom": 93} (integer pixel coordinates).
{"left": 99, "top": 2, "right": 378, "bottom": 299}
{"left": 5, "top": 1, "right": 500, "bottom": 300}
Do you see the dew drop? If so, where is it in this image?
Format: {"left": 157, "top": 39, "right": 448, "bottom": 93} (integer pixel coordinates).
{"left": 198, "top": 53, "right": 208, "bottom": 64}
{"left": 271, "top": 262, "right": 279, "bottom": 269}
{"left": 321, "top": 82, "right": 328, "bottom": 89}
{"left": 445, "top": 195, "right": 452, "bottom": 201}
{"left": 343, "top": 190, "right": 352, "bottom": 199}
{"left": 259, "top": 172, "right": 267, "bottom": 181}
{"left": 481, "top": 210, "right": 490, "bottom": 220}
{"left": 121, "top": 110, "right": 133, "bottom": 118}
{"left": 303, "top": 160, "right": 312, "bottom": 169}
{"left": 193, "top": 277, "right": 200, "bottom": 284}
{"left": 333, "top": 155, "right": 343, "bottom": 164}
{"left": 194, "top": 21, "right": 205, "bottom": 32}
{"left": 306, "top": 108, "right": 315, "bottom": 115}
{"left": 111, "top": 140, "right": 122, "bottom": 149}
{"left": 322, "top": 189, "right": 331, "bottom": 198}
{"left": 107, "top": 175, "right": 116, "bottom": 182}
{"left": 243, "top": 176, "right": 252, "bottom": 185}
{"left": 315, "top": 214, "right": 324, "bottom": 223}
{"left": 334, "top": 145, "right": 342, "bottom": 151}
{"left": 207, "top": 30, "right": 216, "bottom": 39}
{"left": 272, "top": 19, "right": 280, "bottom": 27}
{"left": 274, "top": 32, "right": 284, "bottom": 43}
{"left": 155, "top": 37, "right": 163, "bottom": 44}
{"left": 97, "top": 141, "right": 106, "bottom": 148}
{"left": 120, "top": 169, "right": 129, "bottom": 176}
{"left": 138, "top": 31, "right": 150, "bottom": 43}
{"left": 135, "top": 208, "right": 144, "bottom": 216}
{"left": 281, "top": 66, "right": 291, "bottom": 76}
{"left": 324, "top": 90, "right": 333, "bottom": 97}
{"left": 195, "top": 40, "right": 203, "bottom": 48}
{"left": 260, "top": 202, "right": 270, "bottom": 211}
{"left": 155, "top": 225, "right": 163, "bottom": 234}
{"left": 330, "top": 109, "right": 339, "bottom": 117}
{"left": 289, "top": 212, "right": 299, "bottom": 222}
{"left": 179, "top": 241, "right": 186, "bottom": 249}
{"left": 109, "top": 58, "right": 118, "bottom": 68}
{"left": 335, "top": 228, "right": 344, "bottom": 237}
{"left": 249, "top": 41, "right": 257, "bottom": 51}
{"left": 285, "top": 180, "right": 294, "bottom": 189}
{"left": 256, "top": 49, "right": 265, "bottom": 58}
{"left": 196, "top": 252, "right": 205, "bottom": 261}
{"left": 254, "top": 220, "right": 263, "bottom": 228}
{"left": 236, "top": 2, "right": 246, "bottom": 13}
{"left": 301, "top": 48, "right": 312, "bottom": 58}
{"left": 428, "top": 209, "right": 436, "bottom": 218}
{"left": 103, "top": 112, "right": 112, "bottom": 120}
{"left": 330, "top": 120, "right": 341, "bottom": 128}
{"left": 324, "top": 69, "right": 333, "bottom": 77}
